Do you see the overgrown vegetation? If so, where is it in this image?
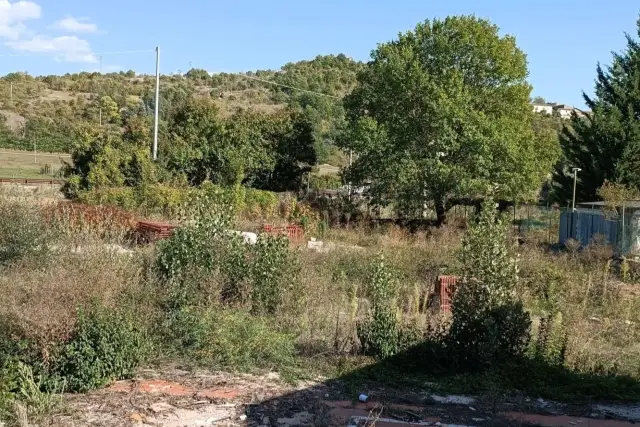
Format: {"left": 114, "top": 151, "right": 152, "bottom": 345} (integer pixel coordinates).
{"left": 2, "top": 185, "right": 640, "bottom": 425}
{"left": 3, "top": 11, "right": 640, "bottom": 426}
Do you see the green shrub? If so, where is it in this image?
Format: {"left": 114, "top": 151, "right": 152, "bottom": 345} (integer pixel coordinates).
{"left": 448, "top": 201, "right": 531, "bottom": 370}
{"left": 0, "top": 201, "right": 53, "bottom": 266}
{"left": 357, "top": 254, "right": 411, "bottom": 359}
{"left": 170, "top": 307, "right": 295, "bottom": 372}
{"left": 244, "top": 188, "right": 278, "bottom": 217}
{"left": 12, "top": 362, "right": 62, "bottom": 421}
{"left": 155, "top": 193, "right": 233, "bottom": 284}
{"left": 220, "top": 235, "right": 250, "bottom": 305}
{"left": 78, "top": 186, "right": 138, "bottom": 210}
{"left": 250, "top": 235, "right": 298, "bottom": 315}
{"left": 52, "top": 304, "right": 150, "bottom": 392}
{"left": 533, "top": 311, "right": 568, "bottom": 366}
{"left": 309, "top": 173, "right": 342, "bottom": 190}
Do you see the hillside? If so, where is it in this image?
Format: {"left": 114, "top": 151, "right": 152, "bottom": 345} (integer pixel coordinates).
{"left": 0, "top": 54, "right": 362, "bottom": 165}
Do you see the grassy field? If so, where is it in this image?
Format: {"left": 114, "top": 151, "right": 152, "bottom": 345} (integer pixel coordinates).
{"left": 0, "top": 148, "right": 69, "bottom": 179}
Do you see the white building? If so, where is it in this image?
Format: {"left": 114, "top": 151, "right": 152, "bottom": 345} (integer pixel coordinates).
{"left": 552, "top": 104, "right": 575, "bottom": 119}
{"left": 532, "top": 102, "right": 589, "bottom": 119}
{"left": 532, "top": 103, "right": 554, "bottom": 115}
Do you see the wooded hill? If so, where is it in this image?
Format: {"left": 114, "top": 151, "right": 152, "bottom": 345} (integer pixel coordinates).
{"left": 0, "top": 54, "right": 362, "bottom": 165}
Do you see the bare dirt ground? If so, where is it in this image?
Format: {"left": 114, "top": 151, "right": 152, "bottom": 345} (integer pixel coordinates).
{"left": 0, "top": 110, "right": 25, "bottom": 131}
{"left": 41, "top": 366, "right": 640, "bottom": 427}
{"left": 40, "top": 90, "right": 92, "bottom": 102}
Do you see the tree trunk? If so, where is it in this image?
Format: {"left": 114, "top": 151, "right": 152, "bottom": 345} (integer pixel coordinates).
{"left": 435, "top": 197, "right": 447, "bottom": 227}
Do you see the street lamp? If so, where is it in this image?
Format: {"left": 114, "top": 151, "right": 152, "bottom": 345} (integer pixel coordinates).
{"left": 572, "top": 167, "right": 582, "bottom": 211}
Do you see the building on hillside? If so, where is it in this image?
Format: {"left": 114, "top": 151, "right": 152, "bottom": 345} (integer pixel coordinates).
{"left": 552, "top": 104, "right": 576, "bottom": 119}
{"left": 532, "top": 102, "right": 554, "bottom": 115}
{"left": 532, "top": 102, "right": 591, "bottom": 119}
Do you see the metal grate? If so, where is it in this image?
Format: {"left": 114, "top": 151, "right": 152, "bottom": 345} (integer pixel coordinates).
{"left": 434, "top": 275, "right": 458, "bottom": 314}
{"left": 136, "top": 220, "right": 176, "bottom": 242}
{"left": 261, "top": 224, "right": 305, "bottom": 244}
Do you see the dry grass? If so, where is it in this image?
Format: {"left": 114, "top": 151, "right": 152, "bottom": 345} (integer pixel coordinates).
{"left": 0, "top": 148, "right": 70, "bottom": 179}
{"left": 2, "top": 189, "right": 640, "bottom": 399}
{"left": 0, "top": 248, "right": 143, "bottom": 357}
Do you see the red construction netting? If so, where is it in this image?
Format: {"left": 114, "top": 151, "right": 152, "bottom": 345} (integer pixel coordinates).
{"left": 435, "top": 275, "right": 458, "bottom": 314}
{"left": 261, "top": 224, "right": 305, "bottom": 244}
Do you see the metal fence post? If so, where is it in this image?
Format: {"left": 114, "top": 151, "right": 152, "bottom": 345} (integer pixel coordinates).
{"left": 547, "top": 203, "right": 551, "bottom": 244}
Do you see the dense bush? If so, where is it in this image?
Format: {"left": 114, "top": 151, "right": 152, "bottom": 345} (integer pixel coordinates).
{"left": 155, "top": 192, "right": 234, "bottom": 310}
{"left": 357, "top": 254, "right": 399, "bottom": 358}
{"left": 447, "top": 201, "right": 531, "bottom": 370}
{"left": 309, "top": 173, "right": 342, "bottom": 190}
{"left": 79, "top": 183, "right": 281, "bottom": 220}
{"left": 52, "top": 304, "right": 150, "bottom": 392}
{"left": 250, "top": 235, "right": 299, "bottom": 315}
{"left": 0, "top": 302, "right": 149, "bottom": 395}
{"left": 357, "top": 254, "right": 420, "bottom": 359}
{"left": 169, "top": 307, "right": 295, "bottom": 371}
{"left": 0, "top": 201, "right": 54, "bottom": 266}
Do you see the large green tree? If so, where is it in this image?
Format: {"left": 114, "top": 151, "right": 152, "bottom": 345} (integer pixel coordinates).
{"left": 552, "top": 17, "right": 640, "bottom": 203}
{"left": 341, "top": 16, "right": 559, "bottom": 224}
{"left": 62, "top": 124, "right": 156, "bottom": 198}
{"left": 163, "top": 99, "right": 315, "bottom": 190}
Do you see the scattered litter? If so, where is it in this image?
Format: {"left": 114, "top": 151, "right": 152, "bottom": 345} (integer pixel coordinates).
{"left": 468, "top": 406, "right": 476, "bottom": 411}
{"left": 307, "top": 239, "right": 325, "bottom": 252}
{"left": 229, "top": 230, "right": 258, "bottom": 245}
{"left": 429, "top": 395, "right": 476, "bottom": 405}
{"left": 358, "top": 394, "right": 369, "bottom": 403}
{"left": 239, "top": 414, "right": 247, "bottom": 421}
{"left": 472, "top": 418, "right": 485, "bottom": 422}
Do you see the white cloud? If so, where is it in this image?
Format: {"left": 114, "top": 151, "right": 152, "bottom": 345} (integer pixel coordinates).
{"left": 6, "top": 35, "right": 98, "bottom": 63}
{"left": 1, "top": 1, "right": 101, "bottom": 64}
{"left": 50, "top": 16, "right": 98, "bottom": 33}
{"left": 0, "top": 0, "right": 41, "bottom": 40}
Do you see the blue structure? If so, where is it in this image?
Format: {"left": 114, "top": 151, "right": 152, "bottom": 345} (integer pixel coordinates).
{"left": 559, "top": 201, "right": 640, "bottom": 256}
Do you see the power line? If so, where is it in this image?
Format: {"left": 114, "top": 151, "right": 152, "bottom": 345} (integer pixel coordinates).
{"left": 0, "top": 48, "right": 339, "bottom": 100}
{"left": 233, "top": 73, "right": 341, "bottom": 99}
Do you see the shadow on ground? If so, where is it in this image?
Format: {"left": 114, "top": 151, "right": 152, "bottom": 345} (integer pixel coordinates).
{"left": 48, "top": 341, "right": 640, "bottom": 426}
{"left": 243, "top": 341, "right": 640, "bottom": 427}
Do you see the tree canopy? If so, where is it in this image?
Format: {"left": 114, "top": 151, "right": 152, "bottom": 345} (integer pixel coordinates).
{"left": 551, "top": 17, "right": 640, "bottom": 203}
{"left": 340, "top": 16, "right": 560, "bottom": 223}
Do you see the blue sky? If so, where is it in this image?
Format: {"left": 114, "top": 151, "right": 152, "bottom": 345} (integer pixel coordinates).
{"left": 0, "top": 0, "right": 638, "bottom": 107}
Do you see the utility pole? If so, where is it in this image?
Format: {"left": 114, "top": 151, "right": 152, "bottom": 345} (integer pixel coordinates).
{"left": 348, "top": 149, "right": 353, "bottom": 200}
{"left": 572, "top": 167, "right": 582, "bottom": 211}
{"left": 152, "top": 46, "right": 160, "bottom": 161}
{"left": 99, "top": 55, "right": 103, "bottom": 127}
{"left": 33, "top": 139, "right": 36, "bottom": 164}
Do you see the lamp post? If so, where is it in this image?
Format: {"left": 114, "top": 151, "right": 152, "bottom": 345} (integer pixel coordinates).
{"left": 572, "top": 167, "right": 582, "bottom": 211}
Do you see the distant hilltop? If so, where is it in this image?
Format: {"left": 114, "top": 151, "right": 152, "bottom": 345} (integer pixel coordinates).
{"left": 531, "top": 101, "right": 591, "bottom": 119}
